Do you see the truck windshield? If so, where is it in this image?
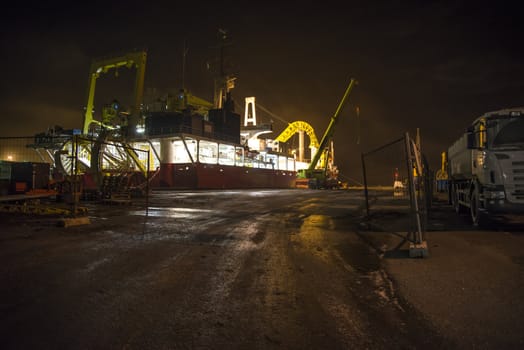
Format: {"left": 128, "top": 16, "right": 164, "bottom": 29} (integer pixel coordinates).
{"left": 488, "top": 117, "right": 524, "bottom": 149}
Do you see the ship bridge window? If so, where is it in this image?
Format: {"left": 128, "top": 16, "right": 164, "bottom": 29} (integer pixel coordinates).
{"left": 199, "top": 140, "right": 218, "bottom": 164}
{"left": 219, "top": 144, "right": 235, "bottom": 166}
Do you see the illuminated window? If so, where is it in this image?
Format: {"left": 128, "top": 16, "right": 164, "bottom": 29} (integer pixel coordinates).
{"left": 235, "top": 147, "right": 244, "bottom": 167}
{"left": 288, "top": 157, "right": 297, "bottom": 171}
{"left": 172, "top": 140, "right": 192, "bottom": 163}
{"left": 278, "top": 155, "right": 287, "bottom": 170}
{"left": 199, "top": 140, "right": 218, "bottom": 164}
{"left": 218, "top": 144, "right": 235, "bottom": 165}
{"left": 266, "top": 154, "right": 277, "bottom": 169}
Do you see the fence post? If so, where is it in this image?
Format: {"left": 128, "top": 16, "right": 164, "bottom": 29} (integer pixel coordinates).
{"left": 404, "top": 132, "right": 428, "bottom": 257}
{"left": 361, "top": 153, "right": 370, "bottom": 218}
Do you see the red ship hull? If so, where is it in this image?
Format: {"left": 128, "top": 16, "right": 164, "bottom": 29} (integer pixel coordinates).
{"left": 151, "top": 163, "right": 297, "bottom": 189}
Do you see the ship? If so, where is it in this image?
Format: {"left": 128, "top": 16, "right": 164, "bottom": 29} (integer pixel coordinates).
{"left": 142, "top": 31, "right": 311, "bottom": 189}
{"left": 26, "top": 32, "right": 354, "bottom": 195}
{"left": 132, "top": 74, "right": 355, "bottom": 190}
{"left": 144, "top": 88, "right": 306, "bottom": 189}
{"left": 38, "top": 48, "right": 310, "bottom": 193}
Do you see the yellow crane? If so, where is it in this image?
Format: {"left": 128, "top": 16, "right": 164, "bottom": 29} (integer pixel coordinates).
{"left": 274, "top": 121, "right": 320, "bottom": 162}
{"left": 297, "top": 78, "right": 358, "bottom": 188}
{"left": 82, "top": 50, "right": 147, "bottom": 136}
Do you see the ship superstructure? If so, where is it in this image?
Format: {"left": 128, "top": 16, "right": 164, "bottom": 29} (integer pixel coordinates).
{"left": 145, "top": 87, "right": 299, "bottom": 189}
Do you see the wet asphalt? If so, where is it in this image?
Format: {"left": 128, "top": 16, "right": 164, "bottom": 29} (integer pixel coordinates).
{"left": 0, "top": 189, "right": 522, "bottom": 349}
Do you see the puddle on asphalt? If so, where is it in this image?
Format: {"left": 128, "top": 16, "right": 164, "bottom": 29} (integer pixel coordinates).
{"left": 129, "top": 207, "right": 216, "bottom": 218}
{"left": 303, "top": 214, "right": 335, "bottom": 229}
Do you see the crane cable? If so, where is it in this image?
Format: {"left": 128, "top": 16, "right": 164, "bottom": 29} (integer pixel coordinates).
{"left": 250, "top": 102, "right": 299, "bottom": 149}
{"left": 256, "top": 103, "right": 290, "bottom": 125}
{"left": 233, "top": 100, "right": 290, "bottom": 126}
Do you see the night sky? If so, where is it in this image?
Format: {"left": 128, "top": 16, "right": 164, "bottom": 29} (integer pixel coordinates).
{"left": 1, "top": 1, "right": 523, "bottom": 185}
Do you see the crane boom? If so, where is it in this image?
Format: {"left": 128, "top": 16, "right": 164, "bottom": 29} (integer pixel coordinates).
{"left": 308, "top": 78, "right": 357, "bottom": 171}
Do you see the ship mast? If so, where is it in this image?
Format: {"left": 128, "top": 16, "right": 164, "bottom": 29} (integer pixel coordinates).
{"left": 213, "top": 28, "right": 235, "bottom": 110}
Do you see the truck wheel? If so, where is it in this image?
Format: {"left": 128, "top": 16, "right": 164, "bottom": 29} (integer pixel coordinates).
{"left": 452, "top": 184, "right": 465, "bottom": 214}
{"left": 470, "top": 187, "right": 486, "bottom": 227}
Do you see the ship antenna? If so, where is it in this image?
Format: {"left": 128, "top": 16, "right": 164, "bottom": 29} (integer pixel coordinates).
{"left": 182, "top": 39, "right": 188, "bottom": 90}
{"left": 213, "top": 28, "right": 231, "bottom": 109}
{"left": 218, "top": 28, "right": 227, "bottom": 78}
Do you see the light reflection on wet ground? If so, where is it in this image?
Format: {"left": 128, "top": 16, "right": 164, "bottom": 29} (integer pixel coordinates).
{"left": 2, "top": 188, "right": 522, "bottom": 349}
{"left": 130, "top": 207, "right": 217, "bottom": 218}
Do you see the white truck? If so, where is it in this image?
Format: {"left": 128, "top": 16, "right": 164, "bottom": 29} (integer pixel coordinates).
{"left": 447, "top": 107, "right": 524, "bottom": 226}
